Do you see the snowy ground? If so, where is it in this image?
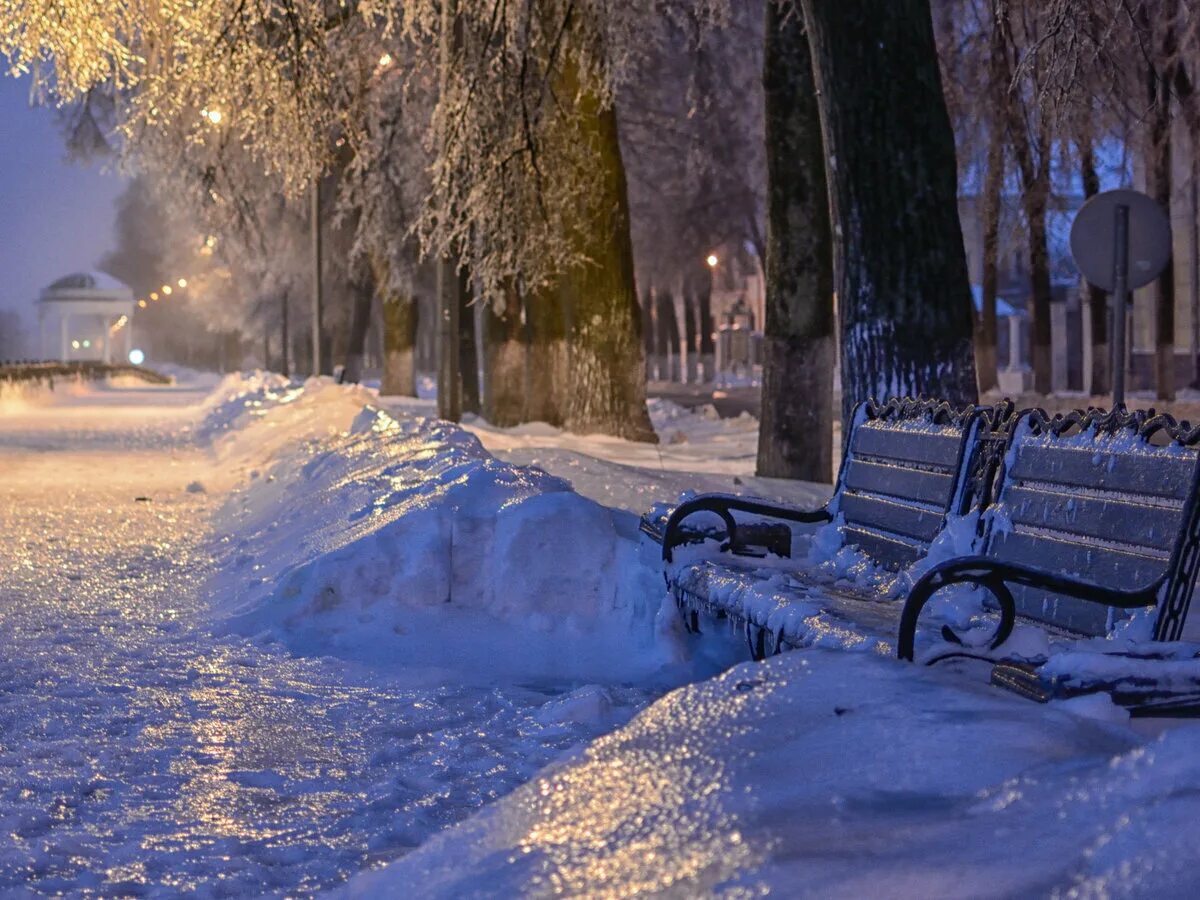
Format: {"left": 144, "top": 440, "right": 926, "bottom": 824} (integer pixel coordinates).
{"left": 4, "top": 373, "right": 1200, "bottom": 897}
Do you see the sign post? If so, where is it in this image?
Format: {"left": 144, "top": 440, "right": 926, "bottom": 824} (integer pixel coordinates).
{"left": 1070, "top": 189, "right": 1171, "bottom": 408}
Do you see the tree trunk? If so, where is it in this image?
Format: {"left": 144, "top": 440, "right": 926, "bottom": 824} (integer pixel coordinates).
{"left": 756, "top": 1, "right": 835, "bottom": 483}
{"left": 641, "top": 287, "right": 656, "bottom": 380}
{"left": 380, "top": 296, "right": 417, "bottom": 397}
{"left": 697, "top": 284, "right": 715, "bottom": 382}
{"left": 1151, "top": 63, "right": 1176, "bottom": 401}
{"left": 341, "top": 273, "right": 374, "bottom": 384}
{"left": 995, "top": 2, "right": 1051, "bottom": 395}
{"left": 1080, "top": 139, "right": 1109, "bottom": 396}
{"left": 458, "top": 265, "right": 480, "bottom": 414}
{"left": 485, "top": 283, "right": 526, "bottom": 425}
{"left": 657, "top": 289, "right": 681, "bottom": 382}
{"left": 280, "top": 291, "right": 290, "bottom": 378}
{"left": 976, "top": 126, "right": 1003, "bottom": 394}
{"left": 436, "top": 0, "right": 461, "bottom": 420}
{"left": 556, "top": 53, "right": 655, "bottom": 441}
{"left": 683, "top": 292, "right": 699, "bottom": 383}
{"left": 1024, "top": 174, "right": 1054, "bottom": 395}
{"left": 525, "top": 286, "right": 568, "bottom": 425}
{"left": 801, "top": 0, "right": 977, "bottom": 421}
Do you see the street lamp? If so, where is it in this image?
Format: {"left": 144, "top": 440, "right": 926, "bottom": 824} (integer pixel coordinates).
{"left": 706, "top": 253, "right": 719, "bottom": 268}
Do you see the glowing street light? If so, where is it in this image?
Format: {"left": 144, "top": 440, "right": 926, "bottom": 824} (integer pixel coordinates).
{"left": 706, "top": 253, "right": 719, "bottom": 268}
{"left": 201, "top": 108, "right": 222, "bottom": 125}
{"left": 138, "top": 300, "right": 147, "bottom": 308}
{"left": 378, "top": 52, "right": 393, "bottom": 68}
{"left": 150, "top": 292, "right": 159, "bottom": 301}
{"left": 71, "top": 340, "right": 80, "bottom": 350}
{"left": 162, "top": 285, "right": 172, "bottom": 295}
{"left": 128, "top": 349, "right": 145, "bottom": 365}
{"left": 177, "top": 278, "right": 187, "bottom": 288}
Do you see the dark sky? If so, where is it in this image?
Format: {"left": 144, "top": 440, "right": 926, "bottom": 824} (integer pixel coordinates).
{"left": 0, "top": 75, "right": 126, "bottom": 322}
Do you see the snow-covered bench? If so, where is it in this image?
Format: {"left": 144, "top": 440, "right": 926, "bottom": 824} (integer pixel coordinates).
{"left": 897, "top": 406, "right": 1200, "bottom": 700}
{"left": 644, "top": 397, "right": 1014, "bottom": 656}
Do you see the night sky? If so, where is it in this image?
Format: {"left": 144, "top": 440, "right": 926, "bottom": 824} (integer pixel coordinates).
{"left": 0, "top": 75, "right": 126, "bottom": 325}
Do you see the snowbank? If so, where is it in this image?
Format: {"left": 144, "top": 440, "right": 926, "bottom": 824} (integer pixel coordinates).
{"left": 204, "top": 375, "right": 697, "bottom": 684}
{"left": 339, "top": 648, "right": 1200, "bottom": 898}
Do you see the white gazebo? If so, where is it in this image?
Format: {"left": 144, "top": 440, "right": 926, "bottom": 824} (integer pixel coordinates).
{"left": 37, "top": 272, "right": 136, "bottom": 363}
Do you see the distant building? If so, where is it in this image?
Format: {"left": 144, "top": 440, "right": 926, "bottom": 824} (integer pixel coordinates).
{"left": 36, "top": 272, "right": 135, "bottom": 364}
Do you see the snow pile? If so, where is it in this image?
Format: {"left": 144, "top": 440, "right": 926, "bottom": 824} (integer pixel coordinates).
{"left": 205, "top": 375, "right": 679, "bottom": 684}
{"left": 341, "top": 647, "right": 1200, "bottom": 897}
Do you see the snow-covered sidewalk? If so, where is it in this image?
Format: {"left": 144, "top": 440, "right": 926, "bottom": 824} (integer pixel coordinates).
{"left": 0, "top": 377, "right": 681, "bottom": 895}
{"left": 5, "top": 374, "right": 1200, "bottom": 898}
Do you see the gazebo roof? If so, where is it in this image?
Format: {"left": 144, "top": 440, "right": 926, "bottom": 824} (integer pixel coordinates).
{"left": 39, "top": 271, "right": 134, "bottom": 304}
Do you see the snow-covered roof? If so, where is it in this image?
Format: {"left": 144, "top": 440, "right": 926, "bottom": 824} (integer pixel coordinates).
{"left": 38, "top": 271, "right": 134, "bottom": 304}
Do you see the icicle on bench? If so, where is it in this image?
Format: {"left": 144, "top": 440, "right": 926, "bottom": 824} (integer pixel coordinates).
{"left": 642, "top": 397, "right": 1015, "bottom": 658}
{"left": 896, "top": 406, "right": 1200, "bottom": 711}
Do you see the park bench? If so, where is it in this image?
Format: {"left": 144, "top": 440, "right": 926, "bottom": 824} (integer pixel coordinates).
{"left": 896, "top": 405, "right": 1200, "bottom": 707}
{"left": 644, "top": 396, "right": 1014, "bottom": 657}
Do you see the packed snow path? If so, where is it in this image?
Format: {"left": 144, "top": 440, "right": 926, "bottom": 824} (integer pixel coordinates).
{"left": 0, "top": 383, "right": 656, "bottom": 896}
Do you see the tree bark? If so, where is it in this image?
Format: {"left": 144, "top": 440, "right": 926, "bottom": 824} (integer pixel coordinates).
{"left": 280, "top": 291, "right": 290, "bottom": 378}
{"left": 976, "top": 99, "right": 1004, "bottom": 393}
{"left": 525, "top": 285, "right": 568, "bottom": 426}
{"left": 993, "top": 2, "right": 1051, "bottom": 395}
{"left": 484, "top": 283, "right": 526, "bottom": 425}
{"left": 556, "top": 53, "right": 656, "bottom": 441}
{"left": 1150, "top": 63, "right": 1176, "bottom": 401}
{"left": 756, "top": 1, "right": 835, "bottom": 483}
{"left": 458, "top": 265, "right": 480, "bottom": 414}
{"left": 380, "top": 296, "right": 417, "bottom": 397}
{"left": 1079, "top": 139, "right": 1109, "bottom": 395}
{"left": 801, "top": 0, "right": 977, "bottom": 422}
{"left": 341, "top": 273, "right": 374, "bottom": 384}
{"left": 682, "top": 291, "right": 699, "bottom": 383}
{"left": 697, "top": 284, "right": 715, "bottom": 382}
{"left": 657, "top": 289, "right": 681, "bottom": 382}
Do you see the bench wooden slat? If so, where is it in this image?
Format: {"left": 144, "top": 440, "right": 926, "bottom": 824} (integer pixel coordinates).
{"left": 842, "top": 526, "right": 924, "bottom": 570}
{"left": 841, "top": 493, "right": 944, "bottom": 543}
{"left": 989, "top": 529, "right": 1168, "bottom": 592}
{"left": 1006, "top": 584, "right": 1116, "bottom": 636}
{"left": 1009, "top": 443, "right": 1196, "bottom": 500}
{"left": 850, "top": 422, "right": 963, "bottom": 470}
{"left": 1003, "top": 485, "right": 1183, "bottom": 553}
{"left": 842, "top": 458, "right": 956, "bottom": 508}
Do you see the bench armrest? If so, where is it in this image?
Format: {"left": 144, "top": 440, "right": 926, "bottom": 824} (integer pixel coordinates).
{"left": 896, "top": 556, "right": 1162, "bottom": 661}
{"left": 661, "top": 493, "right": 833, "bottom": 563}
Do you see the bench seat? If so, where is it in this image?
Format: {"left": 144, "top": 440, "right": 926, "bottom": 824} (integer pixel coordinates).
{"left": 651, "top": 397, "right": 1013, "bottom": 659}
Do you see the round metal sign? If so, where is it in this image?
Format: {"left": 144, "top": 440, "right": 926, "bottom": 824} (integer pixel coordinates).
{"left": 1070, "top": 189, "right": 1171, "bottom": 291}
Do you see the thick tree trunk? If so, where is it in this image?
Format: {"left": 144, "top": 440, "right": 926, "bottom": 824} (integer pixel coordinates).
{"left": 995, "top": 2, "right": 1051, "bottom": 395}
{"left": 280, "top": 291, "right": 290, "bottom": 378}
{"left": 696, "top": 284, "right": 715, "bottom": 382}
{"left": 1151, "top": 64, "right": 1176, "bottom": 401}
{"left": 1080, "top": 140, "right": 1109, "bottom": 396}
{"left": 484, "top": 284, "right": 526, "bottom": 426}
{"left": 458, "top": 265, "right": 480, "bottom": 414}
{"left": 976, "top": 126, "right": 1003, "bottom": 394}
{"left": 657, "top": 290, "right": 681, "bottom": 382}
{"left": 341, "top": 274, "right": 375, "bottom": 384}
{"left": 525, "top": 286, "right": 568, "bottom": 426}
{"left": 801, "top": 0, "right": 977, "bottom": 421}
{"left": 641, "top": 287, "right": 656, "bottom": 380}
{"left": 557, "top": 59, "right": 655, "bottom": 441}
{"left": 1024, "top": 175, "right": 1054, "bottom": 395}
{"left": 683, "top": 292, "right": 699, "bottom": 383}
{"left": 380, "top": 298, "right": 418, "bottom": 397}
{"left": 756, "top": 2, "right": 835, "bottom": 483}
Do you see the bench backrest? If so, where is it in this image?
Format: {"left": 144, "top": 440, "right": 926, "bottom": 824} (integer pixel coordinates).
{"left": 982, "top": 407, "right": 1200, "bottom": 639}
{"left": 833, "top": 398, "right": 1011, "bottom": 570}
